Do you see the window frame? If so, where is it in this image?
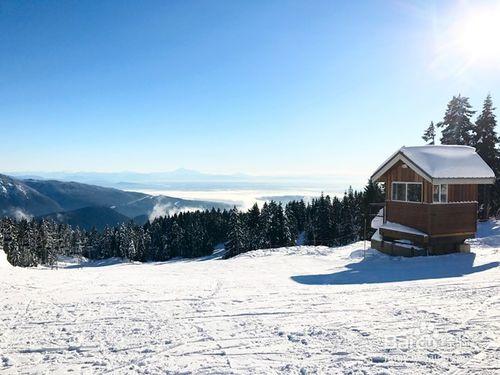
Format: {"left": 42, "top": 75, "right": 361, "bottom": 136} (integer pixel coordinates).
{"left": 433, "top": 184, "right": 448, "bottom": 203}
{"left": 391, "top": 181, "right": 423, "bottom": 203}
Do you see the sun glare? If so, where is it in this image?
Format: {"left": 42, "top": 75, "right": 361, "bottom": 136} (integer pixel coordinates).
{"left": 455, "top": 4, "right": 500, "bottom": 64}
{"left": 431, "top": 1, "right": 500, "bottom": 77}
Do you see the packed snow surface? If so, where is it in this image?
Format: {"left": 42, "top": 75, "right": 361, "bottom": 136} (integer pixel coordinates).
{"left": 1, "top": 223, "right": 499, "bottom": 374}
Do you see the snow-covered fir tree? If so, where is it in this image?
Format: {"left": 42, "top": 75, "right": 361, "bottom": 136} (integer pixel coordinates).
{"left": 245, "top": 203, "right": 262, "bottom": 250}
{"left": 167, "top": 220, "right": 184, "bottom": 258}
{"left": 422, "top": 121, "right": 436, "bottom": 145}
{"left": 438, "top": 94, "right": 475, "bottom": 145}
{"left": 224, "top": 207, "right": 247, "bottom": 258}
{"left": 473, "top": 94, "right": 499, "bottom": 171}
{"left": 470, "top": 94, "right": 500, "bottom": 216}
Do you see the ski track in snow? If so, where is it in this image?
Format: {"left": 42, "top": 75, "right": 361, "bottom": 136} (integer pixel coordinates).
{"left": 1, "top": 224, "right": 499, "bottom": 374}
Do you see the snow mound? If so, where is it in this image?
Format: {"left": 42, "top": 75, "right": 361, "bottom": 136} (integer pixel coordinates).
{"left": 371, "top": 208, "right": 383, "bottom": 229}
{"left": 0, "top": 249, "right": 11, "bottom": 268}
{"left": 231, "top": 241, "right": 373, "bottom": 260}
{"left": 467, "top": 220, "right": 500, "bottom": 253}
{"left": 348, "top": 247, "right": 382, "bottom": 259}
{"left": 233, "top": 245, "right": 337, "bottom": 258}
{"left": 55, "top": 256, "right": 130, "bottom": 268}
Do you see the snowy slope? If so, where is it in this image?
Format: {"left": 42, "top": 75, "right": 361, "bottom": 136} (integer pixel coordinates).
{"left": 0, "top": 174, "right": 62, "bottom": 217}
{"left": 0, "top": 249, "right": 10, "bottom": 269}
{"left": 0, "top": 223, "right": 499, "bottom": 374}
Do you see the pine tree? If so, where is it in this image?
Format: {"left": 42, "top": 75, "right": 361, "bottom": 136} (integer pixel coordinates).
{"left": 3, "top": 218, "right": 20, "bottom": 266}
{"left": 472, "top": 94, "right": 500, "bottom": 216}
{"left": 285, "top": 204, "right": 298, "bottom": 241}
{"left": 362, "top": 180, "right": 384, "bottom": 209}
{"left": 352, "top": 190, "right": 364, "bottom": 240}
{"left": 338, "top": 194, "right": 353, "bottom": 245}
{"left": 275, "top": 203, "right": 293, "bottom": 247}
{"left": 167, "top": 220, "right": 184, "bottom": 258}
{"left": 117, "top": 224, "right": 130, "bottom": 259}
{"left": 286, "top": 200, "right": 306, "bottom": 233}
{"left": 315, "top": 194, "right": 333, "bottom": 246}
{"left": 245, "top": 203, "right": 262, "bottom": 250}
{"left": 44, "top": 221, "right": 57, "bottom": 266}
{"left": 17, "top": 219, "right": 37, "bottom": 267}
{"left": 100, "top": 226, "right": 114, "bottom": 259}
{"left": 71, "top": 228, "right": 84, "bottom": 259}
{"left": 422, "top": 121, "right": 436, "bottom": 145}
{"left": 127, "top": 237, "right": 136, "bottom": 261}
{"left": 330, "top": 196, "right": 342, "bottom": 243}
{"left": 36, "top": 220, "right": 48, "bottom": 265}
{"left": 473, "top": 94, "right": 499, "bottom": 170}
{"left": 85, "top": 227, "right": 100, "bottom": 259}
{"left": 259, "top": 202, "right": 272, "bottom": 248}
{"left": 337, "top": 188, "right": 362, "bottom": 245}
{"left": 3, "top": 220, "right": 19, "bottom": 266}
{"left": 224, "top": 207, "right": 247, "bottom": 258}
{"left": 438, "top": 94, "right": 475, "bottom": 145}
{"left": 259, "top": 201, "right": 292, "bottom": 248}
{"left": 361, "top": 180, "right": 385, "bottom": 239}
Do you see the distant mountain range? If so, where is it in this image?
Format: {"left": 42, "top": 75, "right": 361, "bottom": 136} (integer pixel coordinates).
{"left": 0, "top": 174, "right": 231, "bottom": 230}
{"left": 8, "top": 169, "right": 363, "bottom": 192}
{"left": 9, "top": 169, "right": 253, "bottom": 185}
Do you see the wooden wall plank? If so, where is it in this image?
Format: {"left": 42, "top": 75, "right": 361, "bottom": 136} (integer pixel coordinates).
{"left": 384, "top": 161, "right": 425, "bottom": 202}
{"left": 385, "top": 201, "right": 478, "bottom": 236}
{"left": 448, "top": 184, "right": 477, "bottom": 202}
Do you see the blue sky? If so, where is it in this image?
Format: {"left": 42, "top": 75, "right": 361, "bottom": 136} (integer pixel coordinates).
{"left": 1, "top": 0, "right": 499, "bottom": 179}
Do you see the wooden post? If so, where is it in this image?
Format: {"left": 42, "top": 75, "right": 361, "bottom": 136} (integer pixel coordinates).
{"left": 363, "top": 216, "right": 367, "bottom": 257}
{"left": 486, "top": 184, "right": 491, "bottom": 219}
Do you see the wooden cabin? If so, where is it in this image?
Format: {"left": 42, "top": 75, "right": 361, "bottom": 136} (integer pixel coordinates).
{"left": 370, "top": 145, "right": 496, "bottom": 256}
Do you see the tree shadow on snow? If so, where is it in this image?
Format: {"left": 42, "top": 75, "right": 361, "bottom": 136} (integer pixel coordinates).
{"left": 291, "top": 252, "right": 499, "bottom": 285}
{"left": 61, "top": 257, "right": 130, "bottom": 269}
{"left": 475, "top": 219, "right": 500, "bottom": 238}
{"left": 152, "top": 247, "right": 227, "bottom": 265}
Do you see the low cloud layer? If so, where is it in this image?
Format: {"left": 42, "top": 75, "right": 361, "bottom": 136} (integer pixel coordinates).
{"left": 148, "top": 203, "right": 200, "bottom": 221}
{"left": 12, "top": 209, "right": 33, "bottom": 221}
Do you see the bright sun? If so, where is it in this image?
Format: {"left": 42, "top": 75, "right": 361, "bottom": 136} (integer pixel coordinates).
{"left": 456, "top": 5, "right": 500, "bottom": 63}
{"left": 432, "top": 2, "right": 500, "bottom": 76}
{"left": 454, "top": 3, "right": 500, "bottom": 66}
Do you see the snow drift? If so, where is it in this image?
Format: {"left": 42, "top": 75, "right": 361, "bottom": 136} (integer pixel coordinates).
{"left": 0, "top": 248, "right": 10, "bottom": 268}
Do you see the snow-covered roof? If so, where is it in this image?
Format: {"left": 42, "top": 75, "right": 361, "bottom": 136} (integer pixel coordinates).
{"left": 380, "top": 221, "right": 428, "bottom": 237}
{"left": 371, "top": 145, "right": 496, "bottom": 184}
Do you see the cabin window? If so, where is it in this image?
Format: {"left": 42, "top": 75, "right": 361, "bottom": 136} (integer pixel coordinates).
{"left": 433, "top": 184, "right": 448, "bottom": 203}
{"left": 433, "top": 185, "right": 439, "bottom": 202}
{"left": 392, "top": 183, "right": 406, "bottom": 201}
{"left": 391, "top": 182, "right": 422, "bottom": 202}
{"left": 407, "top": 184, "right": 422, "bottom": 202}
